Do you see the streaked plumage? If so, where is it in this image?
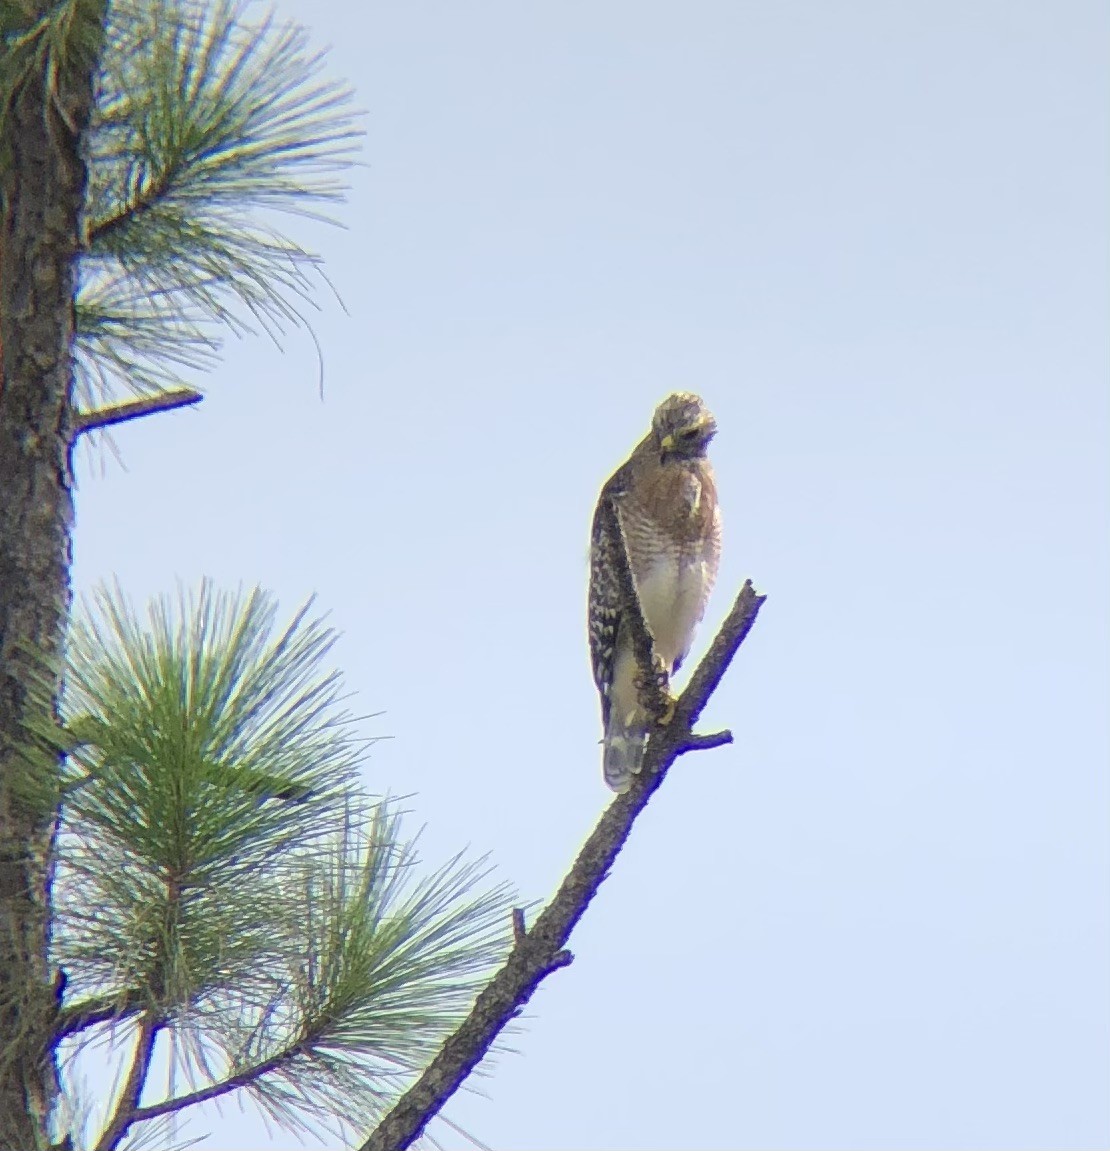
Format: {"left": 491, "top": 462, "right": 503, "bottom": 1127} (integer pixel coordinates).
{"left": 588, "top": 393, "right": 722, "bottom": 792}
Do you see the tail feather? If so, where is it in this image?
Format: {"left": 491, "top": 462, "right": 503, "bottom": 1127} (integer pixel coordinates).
{"left": 603, "top": 727, "right": 647, "bottom": 793}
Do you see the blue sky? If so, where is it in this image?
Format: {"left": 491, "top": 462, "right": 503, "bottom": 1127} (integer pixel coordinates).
{"left": 69, "top": 1, "right": 1109, "bottom": 1147}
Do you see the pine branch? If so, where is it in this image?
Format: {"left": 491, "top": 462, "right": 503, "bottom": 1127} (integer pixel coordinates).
{"left": 55, "top": 988, "right": 146, "bottom": 1040}
{"left": 67, "top": 0, "right": 363, "bottom": 398}
{"left": 120, "top": 998, "right": 387, "bottom": 1130}
{"left": 93, "top": 1011, "right": 161, "bottom": 1151}
{"left": 125, "top": 1044, "right": 295, "bottom": 1125}
{"left": 57, "top": 852, "right": 503, "bottom": 1137}
{"left": 359, "top": 496, "right": 767, "bottom": 1151}
{"left": 71, "top": 386, "right": 203, "bottom": 438}
{"left": 49, "top": 582, "right": 517, "bottom": 1143}
{"left": 85, "top": 161, "right": 175, "bottom": 251}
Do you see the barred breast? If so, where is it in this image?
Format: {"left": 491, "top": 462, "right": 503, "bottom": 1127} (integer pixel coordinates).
{"left": 621, "top": 458, "right": 721, "bottom": 674}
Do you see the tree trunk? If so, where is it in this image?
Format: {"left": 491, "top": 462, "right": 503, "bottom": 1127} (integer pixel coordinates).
{"left": 0, "top": 7, "right": 104, "bottom": 1146}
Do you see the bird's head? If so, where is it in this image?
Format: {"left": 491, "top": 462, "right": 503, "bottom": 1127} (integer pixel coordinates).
{"left": 651, "top": 392, "right": 717, "bottom": 460}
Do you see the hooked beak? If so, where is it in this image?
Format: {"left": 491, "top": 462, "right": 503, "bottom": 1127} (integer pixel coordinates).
{"left": 660, "top": 415, "right": 716, "bottom": 455}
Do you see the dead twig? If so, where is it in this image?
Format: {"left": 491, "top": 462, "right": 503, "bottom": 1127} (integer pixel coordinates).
{"left": 71, "top": 388, "right": 202, "bottom": 440}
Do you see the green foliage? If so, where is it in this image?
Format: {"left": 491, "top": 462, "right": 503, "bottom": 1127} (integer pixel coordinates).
{"left": 207, "top": 808, "right": 515, "bottom": 1139}
{"left": 2, "top": 1, "right": 360, "bottom": 402}
{"left": 75, "top": 0, "right": 361, "bottom": 400}
{"left": 0, "top": 0, "right": 107, "bottom": 143}
{"left": 56, "top": 581, "right": 363, "bottom": 1009}
{"left": 55, "top": 583, "right": 515, "bottom": 1142}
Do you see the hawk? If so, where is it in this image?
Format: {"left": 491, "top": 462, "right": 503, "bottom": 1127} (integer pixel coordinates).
{"left": 588, "top": 392, "right": 722, "bottom": 792}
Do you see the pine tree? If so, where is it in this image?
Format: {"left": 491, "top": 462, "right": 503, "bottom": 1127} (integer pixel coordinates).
{"left": 1, "top": 4, "right": 514, "bottom": 1147}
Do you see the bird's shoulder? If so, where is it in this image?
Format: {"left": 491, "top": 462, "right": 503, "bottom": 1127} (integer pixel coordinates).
{"left": 590, "top": 451, "right": 637, "bottom": 543}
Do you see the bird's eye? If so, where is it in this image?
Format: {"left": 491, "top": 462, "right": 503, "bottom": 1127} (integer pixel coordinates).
{"left": 679, "top": 427, "right": 700, "bottom": 440}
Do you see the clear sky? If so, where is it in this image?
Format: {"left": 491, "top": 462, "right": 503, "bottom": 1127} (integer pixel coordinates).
{"left": 69, "top": 1, "right": 1109, "bottom": 1148}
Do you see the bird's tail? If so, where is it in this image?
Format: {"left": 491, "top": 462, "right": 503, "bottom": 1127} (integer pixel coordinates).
{"left": 603, "top": 722, "right": 647, "bottom": 793}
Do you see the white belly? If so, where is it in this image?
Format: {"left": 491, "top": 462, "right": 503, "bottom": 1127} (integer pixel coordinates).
{"left": 634, "top": 555, "right": 714, "bottom": 672}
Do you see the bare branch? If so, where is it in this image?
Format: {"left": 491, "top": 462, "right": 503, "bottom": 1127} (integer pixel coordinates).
{"left": 359, "top": 556, "right": 767, "bottom": 1151}
{"left": 678, "top": 579, "right": 767, "bottom": 729}
{"left": 71, "top": 387, "right": 203, "bottom": 439}
{"left": 93, "top": 1011, "right": 161, "bottom": 1151}
{"left": 679, "top": 729, "right": 734, "bottom": 753}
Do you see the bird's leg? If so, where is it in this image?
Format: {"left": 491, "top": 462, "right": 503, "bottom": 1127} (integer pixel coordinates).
{"left": 635, "top": 652, "right": 677, "bottom": 726}
{"left": 655, "top": 698, "right": 677, "bottom": 726}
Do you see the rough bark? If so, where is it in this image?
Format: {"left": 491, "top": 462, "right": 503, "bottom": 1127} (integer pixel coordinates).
{"left": 0, "top": 6, "right": 105, "bottom": 1146}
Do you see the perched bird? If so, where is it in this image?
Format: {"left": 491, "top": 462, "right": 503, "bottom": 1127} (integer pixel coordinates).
{"left": 588, "top": 392, "right": 722, "bottom": 792}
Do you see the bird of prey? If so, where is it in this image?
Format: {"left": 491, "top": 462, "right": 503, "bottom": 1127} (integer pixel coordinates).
{"left": 588, "top": 392, "right": 722, "bottom": 792}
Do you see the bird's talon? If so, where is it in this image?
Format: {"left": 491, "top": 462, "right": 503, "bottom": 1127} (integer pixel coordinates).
{"left": 653, "top": 692, "right": 678, "bottom": 726}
